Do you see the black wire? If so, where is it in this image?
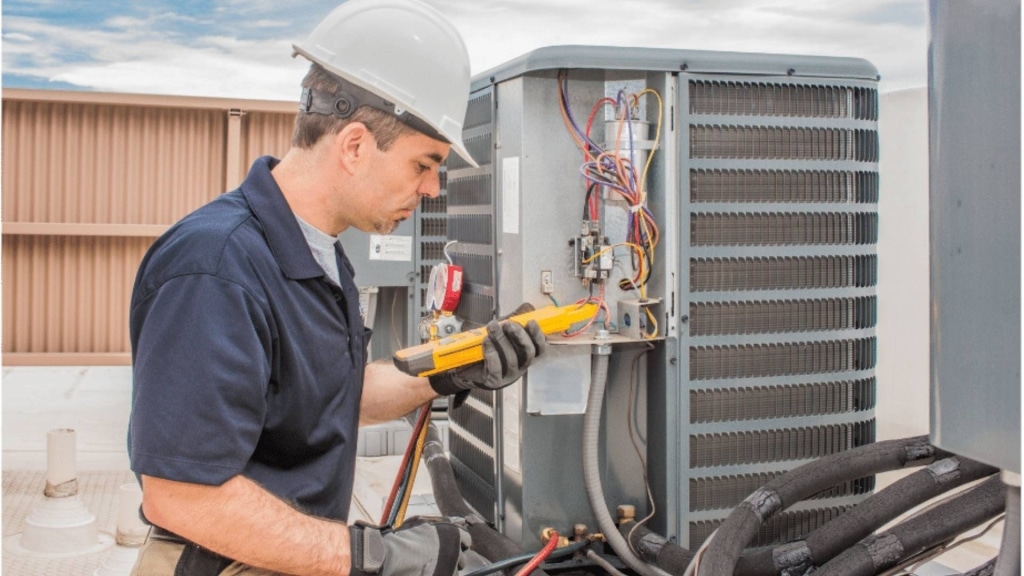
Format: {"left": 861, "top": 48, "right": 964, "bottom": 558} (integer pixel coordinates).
{"left": 584, "top": 183, "right": 598, "bottom": 220}
{"left": 461, "top": 539, "right": 591, "bottom": 576}
{"left": 618, "top": 248, "right": 651, "bottom": 292}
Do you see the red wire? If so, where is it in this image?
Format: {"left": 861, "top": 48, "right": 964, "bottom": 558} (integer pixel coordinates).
{"left": 379, "top": 404, "right": 431, "bottom": 525}
{"left": 514, "top": 530, "right": 559, "bottom": 576}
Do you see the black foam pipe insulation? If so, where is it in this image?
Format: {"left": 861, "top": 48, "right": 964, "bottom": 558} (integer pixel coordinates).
{"left": 814, "top": 475, "right": 1006, "bottom": 576}
{"left": 697, "top": 435, "right": 951, "bottom": 576}
{"left": 735, "top": 456, "right": 998, "bottom": 576}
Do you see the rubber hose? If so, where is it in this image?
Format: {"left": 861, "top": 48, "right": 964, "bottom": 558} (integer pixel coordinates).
{"left": 419, "top": 422, "right": 549, "bottom": 575}
{"left": 814, "top": 475, "right": 1006, "bottom": 576}
{"left": 619, "top": 520, "right": 694, "bottom": 575}
{"left": 582, "top": 350, "right": 670, "bottom": 576}
{"left": 696, "top": 435, "right": 950, "bottom": 576}
{"left": 736, "top": 456, "right": 998, "bottom": 576}
{"left": 993, "top": 483, "right": 1020, "bottom": 576}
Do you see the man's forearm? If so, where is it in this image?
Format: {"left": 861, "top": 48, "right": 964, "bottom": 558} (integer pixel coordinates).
{"left": 359, "top": 361, "right": 437, "bottom": 426}
{"left": 141, "top": 474, "right": 350, "bottom": 576}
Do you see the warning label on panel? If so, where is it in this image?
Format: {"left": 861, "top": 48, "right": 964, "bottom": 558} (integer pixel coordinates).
{"left": 368, "top": 234, "right": 413, "bottom": 262}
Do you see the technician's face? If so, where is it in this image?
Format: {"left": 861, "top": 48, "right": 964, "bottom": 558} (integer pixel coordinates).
{"left": 359, "top": 131, "right": 449, "bottom": 234}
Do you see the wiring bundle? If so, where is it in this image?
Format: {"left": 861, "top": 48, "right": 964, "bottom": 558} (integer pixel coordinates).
{"left": 555, "top": 69, "right": 663, "bottom": 340}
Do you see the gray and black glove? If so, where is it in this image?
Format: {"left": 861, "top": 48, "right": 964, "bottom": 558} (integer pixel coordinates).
{"left": 428, "top": 319, "right": 547, "bottom": 395}
{"left": 350, "top": 517, "right": 471, "bottom": 576}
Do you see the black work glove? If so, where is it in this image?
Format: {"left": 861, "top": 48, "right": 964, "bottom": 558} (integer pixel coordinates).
{"left": 428, "top": 319, "right": 547, "bottom": 395}
{"left": 350, "top": 517, "right": 471, "bottom": 576}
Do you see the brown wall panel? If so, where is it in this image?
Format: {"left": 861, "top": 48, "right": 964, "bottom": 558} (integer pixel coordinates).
{"left": 243, "top": 111, "right": 296, "bottom": 166}
{"left": 3, "top": 236, "right": 150, "bottom": 355}
{"left": 3, "top": 89, "right": 297, "bottom": 364}
{"left": 2, "top": 100, "right": 226, "bottom": 226}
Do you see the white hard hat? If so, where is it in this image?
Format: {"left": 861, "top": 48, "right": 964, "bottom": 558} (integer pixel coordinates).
{"left": 292, "top": 0, "right": 479, "bottom": 168}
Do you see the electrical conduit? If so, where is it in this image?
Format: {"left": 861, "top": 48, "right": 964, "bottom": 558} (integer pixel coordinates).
{"left": 583, "top": 343, "right": 670, "bottom": 576}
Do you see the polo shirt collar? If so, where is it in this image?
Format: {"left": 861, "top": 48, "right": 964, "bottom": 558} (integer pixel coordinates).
{"left": 240, "top": 156, "right": 325, "bottom": 281}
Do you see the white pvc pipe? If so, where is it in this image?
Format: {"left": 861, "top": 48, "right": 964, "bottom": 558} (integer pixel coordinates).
{"left": 115, "top": 483, "right": 148, "bottom": 547}
{"left": 45, "top": 428, "right": 78, "bottom": 497}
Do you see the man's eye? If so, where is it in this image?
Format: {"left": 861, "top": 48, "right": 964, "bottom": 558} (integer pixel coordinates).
{"left": 417, "top": 164, "right": 431, "bottom": 174}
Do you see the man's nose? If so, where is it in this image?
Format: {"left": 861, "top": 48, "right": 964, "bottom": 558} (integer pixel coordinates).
{"left": 419, "top": 172, "right": 442, "bottom": 198}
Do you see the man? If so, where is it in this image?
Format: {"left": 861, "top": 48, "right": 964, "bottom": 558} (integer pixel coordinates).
{"left": 127, "top": 1, "right": 546, "bottom": 575}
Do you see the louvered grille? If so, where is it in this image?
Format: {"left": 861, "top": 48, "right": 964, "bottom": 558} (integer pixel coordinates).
{"left": 420, "top": 217, "right": 447, "bottom": 237}
{"left": 448, "top": 214, "right": 493, "bottom": 245}
{"left": 450, "top": 253, "right": 494, "bottom": 287}
{"left": 450, "top": 457, "right": 497, "bottom": 524}
{"left": 449, "top": 402, "right": 495, "bottom": 447}
{"left": 691, "top": 169, "right": 878, "bottom": 204}
{"left": 421, "top": 196, "right": 447, "bottom": 214}
{"left": 690, "top": 297, "right": 876, "bottom": 335}
{"left": 448, "top": 174, "right": 493, "bottom": 206}
{"left": 449, "top": 429, "right": 495, "bottom": 484}
{"left": 690, "top": 378, "right": 876, "bottom": 423}
{"left": 456, "top": 292, "right": 495, "bottom": 326}
{"left": 690, "top": 473, "right": 874, "bottom": 511}
{"left": 692, "top": 212, "right": 877, "bottom": 246}
{"left": 447, "top": 133, "right": 493, "bottom": 170}
{"left": 690, "top": 125, "right": 878, "bottom": 162}
{"left": 690, "top": 81, "right": 878, "bottom": 120}
{"left": 464, "top": 90, "right": 494, "bottom": 130}
{"left": 689, "top": 506, "right": 855, "bottom": 551}
{"left": 691, "top": 255, "right": 877, "bottom": 292}
{"left": 690, "top": 338, "right": 876, "bottom": 380}
{"left": 690, "top": 419, "right": 876, "bottom": 468}
{"left": 420, "top": 241, "right": 446, "bottom": 261}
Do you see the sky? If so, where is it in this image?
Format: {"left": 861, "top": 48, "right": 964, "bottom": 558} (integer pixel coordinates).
{"left": 2, "top": 0, "right": 928, "bottom": 101}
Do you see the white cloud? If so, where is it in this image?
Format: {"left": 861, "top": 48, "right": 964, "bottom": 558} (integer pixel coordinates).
{"left": 447, "top": 0, "right": 926, "bottom": 91}
{"left": 2, "top": 0, "right": 927, "bottom": 98}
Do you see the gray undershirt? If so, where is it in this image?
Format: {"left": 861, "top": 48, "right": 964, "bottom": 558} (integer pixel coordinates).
{"left": 295, "top": 215, "right": 342, "bottom": 286}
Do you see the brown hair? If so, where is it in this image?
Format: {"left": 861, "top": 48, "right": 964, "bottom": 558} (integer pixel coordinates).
{"left": 292, "top": 64, "right": 416, "bottom": 150}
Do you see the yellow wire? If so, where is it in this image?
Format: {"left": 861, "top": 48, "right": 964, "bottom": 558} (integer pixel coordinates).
{"left": 643, "top": 306, "right": 659, "bottom": 338}
{"left": 582, "top": 242, "right": 649, "bottom": 299}
{"left": 634, "top": 89, "right": 663, "bottom": 206}
{"left": 582, "top": 242, "right": 646, "bottom": 265}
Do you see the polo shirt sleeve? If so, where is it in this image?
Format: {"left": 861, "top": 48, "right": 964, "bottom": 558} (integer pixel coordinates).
{"left": 129, "top": 272, "right": 272, "bottom": 486}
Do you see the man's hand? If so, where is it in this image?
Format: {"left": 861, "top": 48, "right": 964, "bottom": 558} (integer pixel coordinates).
{"left": 349, "top": 517, "right": 471, "bottom": 576}
{"left": 428, "top": 319, "right": 546, "bottom": 394}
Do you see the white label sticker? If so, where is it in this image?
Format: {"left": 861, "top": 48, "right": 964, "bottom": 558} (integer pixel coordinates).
{"left": 368, "top": 235, "right": 413, "bottom": 261}
{"left": 502, "top": 156, "right": 520, "bottom": 235}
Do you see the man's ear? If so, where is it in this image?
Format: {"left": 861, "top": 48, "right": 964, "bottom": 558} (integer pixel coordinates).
{"left": 335, "top": 121, "right": 373, "bottom": 175}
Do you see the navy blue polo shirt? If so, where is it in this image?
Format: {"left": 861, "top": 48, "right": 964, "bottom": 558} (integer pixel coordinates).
{"left": 128, "top": 156, "right": 368, "bottom": 521}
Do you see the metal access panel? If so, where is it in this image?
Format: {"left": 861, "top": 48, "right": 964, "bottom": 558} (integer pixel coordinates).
{"left": 444, "top": 46, "right": 881, "bottom": 552}
{"left": 446, "top": 59, "right": 674, "bottom": 549}
{"left": 929, "top": 0, "right": 1020, "bottom": 473}
{"left": 339, "top": 218, "right": 417, "bottom": 360}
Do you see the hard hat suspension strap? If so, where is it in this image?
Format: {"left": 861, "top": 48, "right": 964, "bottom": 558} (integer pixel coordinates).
{"left": 298, "top": 84, "right": 451, "bottom": 146}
